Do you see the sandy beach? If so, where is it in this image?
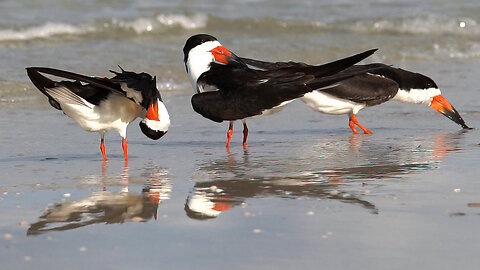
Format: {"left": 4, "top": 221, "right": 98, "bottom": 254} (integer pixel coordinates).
{"left": 2, "top": 77, "right": 480, "bottom": 269}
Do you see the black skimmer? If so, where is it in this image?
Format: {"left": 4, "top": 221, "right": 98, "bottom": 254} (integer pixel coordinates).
{"left": 239, "top": 59, "right": 470, "bottom": 133}
{"left": 26, "top": 67, "right": 170, "bottom": 161}
{"left": 183, "top": 34, "right": 378, "bottom": 147}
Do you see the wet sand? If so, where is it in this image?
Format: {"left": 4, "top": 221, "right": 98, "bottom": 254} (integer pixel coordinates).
{"left": 1, "top": 69, "right": 480, "bottom": 269}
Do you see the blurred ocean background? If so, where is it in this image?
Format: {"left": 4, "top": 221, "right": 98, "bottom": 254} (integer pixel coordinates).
{"left": 1, "top": 0, "right": 480, "bottom": 103}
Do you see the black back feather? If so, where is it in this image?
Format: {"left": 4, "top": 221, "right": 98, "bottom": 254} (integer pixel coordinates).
{"left": 26, "top": 67, "right": 115, "bottom": 107}
{"left": 192, "top": 49, "right": 379, "bottom": 121}
{"left": 110, "top": 68, "right": 161, "bottom": 108}
{"left": 26, "top": 67, "right": 161, "bottom": 110}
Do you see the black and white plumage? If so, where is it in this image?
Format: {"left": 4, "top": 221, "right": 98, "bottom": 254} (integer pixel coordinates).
{"left": 183, "top": 34, "right": 378, "bottom": 147}
{"left": 239, "top": 59, "right": 470, "bottom": 133}
{"left": 26, "top": 67, "right": 170, "bottom": 161}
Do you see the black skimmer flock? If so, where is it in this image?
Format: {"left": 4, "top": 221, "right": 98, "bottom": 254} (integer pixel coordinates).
{"left": 26, "top": 67, "right": 170, "bottom": 161}
{"left": 239, "top": 59, "right": 470, "bottom": 133}
{"left": 183, "top": 34, "right": 378, "bottom": 147}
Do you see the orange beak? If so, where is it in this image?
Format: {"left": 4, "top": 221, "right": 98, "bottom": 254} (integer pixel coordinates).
{"left": 139, "top": 99, "right": 168, "bottom": 140}
{"left": 209, "top": 46, "right": 233, "bottom": 64}
{"left": 211, "top": 196, "right": 233, "bottom": 212}
{"left": 146, "top": 100, "right": 159, "bottom": 121}
{"left": 429, "top": 95, "right": 453, "bottom": 114}
{"left": 429, "top": 95, "right": 470, "bottom": 129}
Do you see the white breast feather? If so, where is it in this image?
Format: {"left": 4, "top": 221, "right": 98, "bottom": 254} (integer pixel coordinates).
{"left": 391, "top": 88, "right": 441, "bottom": 104}
{"left": 302, "top": 91, "right": 366, "bottom": 115}
{"left": 253, "top": 100, "right": 293, "bottom": 118}
{"left": 49, "top": 88, "right": 142, "bottom": 137}
{"left": 186, "top": 40, "right": 222, "bottom": 93}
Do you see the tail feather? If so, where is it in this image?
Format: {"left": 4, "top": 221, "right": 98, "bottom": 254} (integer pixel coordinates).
{"left": 26, "top": 67, "right": 124, "bottom": 96}
{"left": 26, "top": 67, "right": 62, "bottom": 110}
{"left": 307, "top": 64, "right": 383, "bottom": 91}
{"left": 240, "top": 49, "right": 377, "bottom": 78}
{"left": 238, "top": 49, "right": 379, "bottom": 90}
{"left": 304, "top": 49, "right": 378, "bottom": 78}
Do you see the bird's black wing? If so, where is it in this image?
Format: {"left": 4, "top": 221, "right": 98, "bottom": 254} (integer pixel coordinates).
{"left": 201, "top": 48, "right": 378, "bottom": 94}
{"left": 239, "top": 57, "right": 304, "bottom": 70}
{"left": 26, "top": 67, "right": 124, "bottom": 109}
{"left": 239, "top": 48, "right": 378, "bottom": 78}
{"left": 192, "top": 49, "right": 380, "bottom": 121}
{"left": 109, "top": 67, "right": 160, "bottom": 108}
{"left": 239, "top": 61, "right": 400, "bottom": 105}
{"left": 319, "top": 72, "right": 399, "bottom": 106}
{"left": 192, "top": 68, "right": 314, "bottom": 122}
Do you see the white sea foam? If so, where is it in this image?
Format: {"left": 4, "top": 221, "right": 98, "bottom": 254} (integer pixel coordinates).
{"left": 114, "top": 14, "right": 208, "bottom": 34}
{"left": 0, "top": 22, "right": 93, "bottom": 42}
{"left": 0, "top": 14, "right": 208, "bottom": 41}
{"left": 121, "top": 18, "right": 156, "bottom": 34}
{"left": 156, "top": 14, "right": 208, "bottom": 29}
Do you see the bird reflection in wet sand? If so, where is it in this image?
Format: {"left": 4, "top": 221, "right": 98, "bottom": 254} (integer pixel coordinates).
{"left": 186, "top": 149, "right": 378, "bottom": 220}
{"left": 349, "top": 131, "right": 460, "bottom": 178}
{"left": 27, "top": 164, "right": 171, "bottom": 236}
{"left": 185, "top": 177, "right": 378, "bottom": 219}
{"left": 185, "top": 185, "right": 239, "bottom": 219}
{"left": 290, "top": 131, "right": 465, "bottom": 181}
{"left": 185, "top": 131, "right": 465, "bottom": 219}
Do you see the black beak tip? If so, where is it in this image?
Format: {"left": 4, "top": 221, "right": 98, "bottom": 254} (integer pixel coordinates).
{"left": 440, "top": 105, "right": 472, "bottom": 130}
{"left": 139, "top": 121, "right": 167, "bottom": 140}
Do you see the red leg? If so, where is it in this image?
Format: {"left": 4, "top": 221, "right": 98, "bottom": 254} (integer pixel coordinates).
{"left": 226, "top": 121, "right": 233, "bottom": 148}
{"left": 351, "top": 114, "right": 372, "bottom": 134}
{"left": 242, "top": 120, "right": 248, "bottom": 148}
{"left": 122, "top": 137, "right": 128, "bottom": 161}
{"left": 100, "top": 135, "right": 107, "bottom": 161}
{"left": 348, "top": 116, "right": 359, "bottom": 134}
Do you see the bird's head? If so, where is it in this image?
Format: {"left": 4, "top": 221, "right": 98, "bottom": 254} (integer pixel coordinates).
{"left": 417, "top": 76, "right": 470, "bottom": 129}
{"left": 391, "top": 71, "right": 470, "bottom": 129}
{"left": 183, "top": 34, "right": 245, "bottom": 92}
{"left": 139, "top": 97, "right": 170, "bottom": 140}
{"left": 110, "top": 68, "right": 171, "bottom": 139}
{"left": 429, "top": 94, "right": 470, "bottom": 129}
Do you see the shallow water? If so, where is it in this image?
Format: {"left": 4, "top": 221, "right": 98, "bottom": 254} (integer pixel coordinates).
{"left": 2, "top": 0, "right": 480, "bottom": 269}
{"left": 2, "top": 92, "right": 480, "bottom": 269}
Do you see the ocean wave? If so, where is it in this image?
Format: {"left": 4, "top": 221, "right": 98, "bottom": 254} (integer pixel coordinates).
{"left": 0, "top": 13, "right": 208, "bottom": 42}
{"left": 0, "top": 22, "right": 95, "bottom": 42}
{"left": 1, "top": 13, "right": 477, "bottom": 43}
{"left": 344, "top": 15, "right": 479, "bottom": 36}
{"left": 430, "top": 42, "right": 480, "bottom": 59}
{"left": 112, "top": 13, "right": 208, "bottom": 34}
{"left": 204, "top": 14, "right": 479, "bottom": 36}
{"left": 2, "top": 13, "right": 480, "bottom": 62}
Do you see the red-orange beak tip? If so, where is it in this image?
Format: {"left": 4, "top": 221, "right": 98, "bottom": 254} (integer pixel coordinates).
{"left": 429, "top": 95, "right": 470, "bottom": 129}
{"left": 209, "top": 46, "right": 232, "bottom": 64}
{"left": 146, "top": 101, "right": 159, "bottom": 121}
